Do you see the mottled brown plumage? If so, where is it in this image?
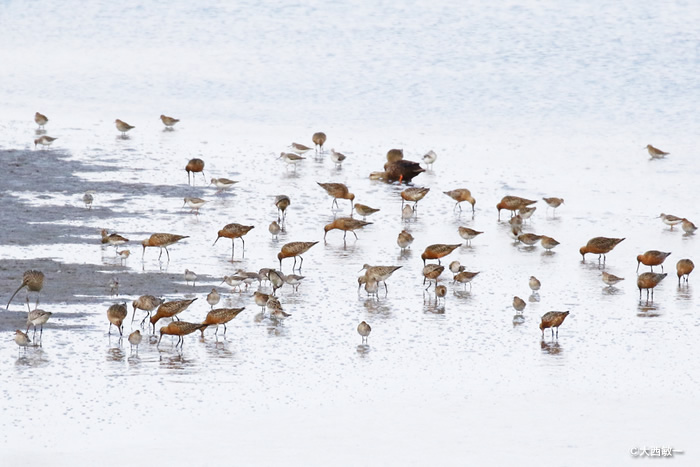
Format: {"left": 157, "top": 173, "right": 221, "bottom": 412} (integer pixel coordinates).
{"left": 636, "top": 250, "right": 671, "bottom": 272}
{"left": 186, "top": 158, "right": 205, "bottom": 185}
{"left": 158, "top": 321, "right": 208, "bottom": 348}
{"left": 278, "top": 241, "right": 319, "bottom": 270}
{"left": 324, "top": 217, "right": 372, "bottom": 241}
{"left": 579, "top": 237, "right": 625, "bottom": 263}
{"left": 7, "top": 270, "right": 45, "bottom": 311}
{"left": 201, "top": 307, "right": 245, "bottom": 336}
{"left": 401, "top": 187, "right": 430, "bottom": 207}
{"left": 496, "top": 196, "right": 537, "bottom": 220}
{"left": 453, "top": 271, "right": 480, "bottom": 290}
{"left": 35, "top": 112, "right": 48, "bottom": 128}
{"left": 421, "top": 244, "right": 461, "bottom": 265}
{"left": 637, "top": 272, "right": 667, "bottom": 300}
{"left": 132, "top": 295, "right": 164, "bottom": 324}
{"left": 150, "top": 298, "right": 198, "bottom": 331}
{"left": 676, "top": 259, "right": 694, "bottom": 285}
{"left": 214, "top": 223, "right": 255, "bottom": 260}
{"left": 317, "top": 182, "right": 355, "bottom": 210}
{"left": 540, "top": 311, "right": 569, "bottom": 338}
{"left": 312, "top": 132, "right": 327, "bottom": 152}
{"left": 142, "top": 233, "right": 189, "bottom": 261}
{"left": 443, "top": 189, "right": 476, "bottom": 213}
{"left": 107, "top": 303, "right": 128, "bottom": 336}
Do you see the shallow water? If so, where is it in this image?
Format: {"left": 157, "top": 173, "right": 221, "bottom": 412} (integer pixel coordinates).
{"left": 1, "top": 1, "right": 699, "bottom": 465}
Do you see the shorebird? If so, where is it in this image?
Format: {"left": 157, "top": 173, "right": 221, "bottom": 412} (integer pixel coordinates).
{"left": 128, "top": 330, "right": 142, "bottom": 353}
{"left": 101, "top": 229, "right": 129, "bottom": 247}
{"left": 518, "top": 233, "right": 543, "bottom": 246}
{"left": 34, "top": 136, "right": 57, "bottom": 149}
{"left": 275, "top": 195, "right": 291, "bottom": 222}
{"left": 397, "top": 230, "right": 414, "bottom": 251}
{"left": 284, "top": 274, "right": 305, "bottom": 292}
{"left": 330, "top": 149, "right": 346, "bottom": 166}
{"left": 317, "top": 182, "right": 355, "bottom": 211}
{"left": 529, "top": 276, "right": 541, "bottom": 293}
{"left": 183, "top": 197, "right": 207, "bottom": 214}
{"left": 150, "top": 298, "right": 198, "bottom": 332}
{"left": 185, "top": 158, "right": 205, "bottom": 185}
{"left": 254, "top": 291, "right": 270, "bottom": 311}
{"left": 279, "top": 152, "right": 305, "bottom": 171}
{"left": 221, "top": 275, "right": 246, "bottom": 293}
{"left": 289, "top": 142, "right": 313, "bottom": 155}
{"left": 207, "top": 288, "right": 220, "bottom": 309}
{"left": 184, "top": 269, "right": 197, "bottom": 286}
{"left": 201, "top": 307, "right": 245, "bottom": 336}
{"left": 579, "top": 237, "right": 625, "bottom": 263}
{"left": 453, "top": 271, "right": 479, "bottom": 291}
{"left": 658, "top": 213, "right": 683, "bottom": 230}
{"left": 636, "top": 250, "right": 672, "bottom": 272}
{"left": 35, "top": 112, "right": 48, "bottom": 129}
{"left": 421, "top": 244, "right": 461, "bottom": 265}
{"left": 509, "top": 215, "right": 523, "bottom": 229}
{"left": 357, "top": 321, "right": 371, "bottom": 343}
{"left": 142, "top": 233, "right": 188, "bottom": 261}
{"left": 443, "top": 189, "right": 476, "bottom": 213}
{"left": 542, "top": 197, "right": 564, "bottom": 217}
{"left": 677, "top": 259, "right": 694, "bottom": 285}
{"left": 158, "top": 321, "right": 207, "bottom": 348}
{"left": 324, "top": 217, "right": 372, "bottom": 241}
{"left": 115, "top": 119, "right": 134, "bottom": 136}
{"left": 448, "top": 261, "right": 465, "bottom": 274}
{"left": 518, "top": 206, "right": 536, "bottom": 222}
{"left": 540, "top": 311, "right": 570, "bottom": 338}
{"left": 109, "top": 277, "right": 119, "bottom": 296}
{"left": 496, "top": 196, "right": 537, "bottom": 220}
{"left": 269, "top": 221, "right": 281, "bottom": 239}
{"left": 132, "top": 295, "right": 164, "bottom": 325}
{"left": 270, "top": 308, "right": 292, "bottom": 320}
{"left": 457, "top": 227, "right": 483, "bottom": 246}
{"left": 646, "top": 144, "right": 669, "bottom": 159}
{"left": 383, "top": 159, "right": 425, "bottom": 183}
{"left": 15, "top": 330, "right": 31, "bottom": 353}
{"left": 435, "top": 284, "right": 447, "bottom": 302}
{"left": 364, "top": 278, "right": 379, "bottom": 298}
{"left": 7, "top": 270, "right": 45, "bottom": 311}
{"left": 602, "top": 271, "right": 624, "bottom": 287}
{"left": 386, "top": 149, "right": 404, "bottom": 163}
{"left": 402, "top": 204, "right": 414, "bottom": 220}
{"left": 278, "top": 241, "right": 319, "bottom": 270}
{"left": 422, "top": 150, "right": 437, "bottom": 169}
{"left": 540, "top": 236, "right": 560, "bottom": 251}
{"left": 682, "top": 218, "right": 697, "bottom": 234}
{"left": 401, "top": 187, "right": 430, "bottom": 208}
{"left": 360, "top": 265, "right": 402, "bottom": 293}
{"left": 210, "top": 178, "right": 238, "bottom": 193}
{"left": 268, "top": 270, "right": 285, "bottom": 295}
{"left": 214, "top": 223, "right": 255, "bottom": 260}
{"left": 637, "top": 272, "right": 667, "bottom": 300}
{"left": 266, "top": 296, "right": 282, "bottom": 314}
{"left": 118, "top": 250, "right": 130, "bottom": 264}
{"left": 312, "top": 132, "right": 327, "bottom": 153}
{"left": 82, "top": 191, "right": 94, "bottom": 209}
{"left": 160, "top": 114, "right": 179, "bottom": 128}
{"left": 26, "top": 309, "right": 52, "bottom": 340}
{"left": 422, "top": 264, "right": 444, "bottom": 289}
{"left": 354, "top": 203, "right": 380, "bottom": 219}
{"left": 513, "top": 296, "right": 526, "bottom": 313}
{"left": 106, "top": 303, "right": 128, "bottom": 336}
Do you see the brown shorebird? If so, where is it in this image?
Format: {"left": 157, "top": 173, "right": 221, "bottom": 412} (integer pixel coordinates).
{"left": 214, "top": 223, "right": 255, "bottom": 260}
{"left": 422, "top": 264, "right": 444, "bottom": 290}
{"left": 383, "top": 160, "right": 425, "bottom": 184}
{"left": 201, "top": 307, "right": 245, "bottom": 336}
{"left": 290, "top": 142, "right": 313, "bottom": 155}
{"left": 422, "top": 150, "right": 437, "bottom": 169}
{"left": 518, "top": 206, "right": 536, "bottom": 222}
{"left": 457, "top": 227, "right": 483, "bottom": 246}
{"left": 542, "top": 197, "right": 564, "bottom": 217}
{"left": 253, "top": 291, "right": 270, "bottom": 311}
{"left": 529, "top": 276, "right": 541, "bottom": 292}
{"left": 269, "top": 221, "right": 281, "bottom": 239}
{"left": 421, "top": 244, "right": 461, "bottom": 265}
{"left": 360, "top": 265, "right": 402, "bottom": 293}
{"left": 317, "top": 182, "right": 355, "bottom": 211}
{"left": 278, "top": 241, "right": 319, "bottom": 270}
{"left": 443, "top": 189, "right": 476, "bottom": 213}
{"left": 267, "top": 270, "right": 285, "bottom": 295}
{"left": 435, "top": 284, "right": 447, "bottom": 302}
{"left": 602, "top": 271, "right": 624, "bottom": 287}
{"left": 357, "top": 321, "right": 371, "bottom": 343}
{"left": 453, "top": 271, "right": 480, "bottom": 291}
{"left": 279, "top": 152, "right": 305, "bottom": 170}
{"left": 513, "top": 296, "right": 526, "bottom": 313}
{"left": 676, "top": 259, "right": 694, "bottom": 285}
{"left": 186, "top": 158, "right": 205, "bottom": 185}
{"left": 7, "top": 270, "right": 45, "bottom": 311}
{"left": 142, "top": 233, "right": 188, "bottom": 261}
{"left": 579, "top": 237, "right": 625, "bottom": 263}
{"left": 275, "top": 195, "right": 291, "bottom": 222}
{"left": 210, "top": 178, "right": 238, "bottom": 194}
{"left": 449, "top": 261, "right": 465, "bottom": 274}
{"left": 646, "top": 144, "right": 669, "bottom": 159}
{"left": 158, "top": 321, "right": 207, "bottom": 348}
{"left": 386, "top": 149, "right": 404, "bottom": 163}
{"left": 401, "top": 187, "right": 430, "bottom": 208}
{"left": 540, "top": 236, "right": 560, "bottom": 251}
{"left": 15, "top": 330, "right": 31, "bottom": 353}
{"left": 160, "top": 114, "right": 179, "bottom": 128}
{"left": 354, "top": 203, "right": 380, "bottom": 219}
{"left": 128, "top": 330, "right": 142, "bottom": 353}
{"left": 34, "top": 136, "right": 57, "bottom": 148}
{"left": 496, "top": 196, "right": 537, "bottom": 220}
{"left": 132, "top": 295, "right": 164, "bottom": 325}
{"left": 207, "top": 288, "right": 220, "bottom": 309}
{"left": 636, "top": 250, "right": 672, "bottom": 272}
{"left": 658, "top": 213, "right": 683, "bottom": 230}
{"left": 517, "top": 233, "right": 543, "bottom": 246}
{"left": 681, "top": 218, "right": 697, "bottom": 234}
{"left": 107, "top": 303, "right": 128, "bottom": 336}
{"left": 150, "top": 298, "right": 198, "bottom": 332}
{"left": 324, "top": 217, "right": 372, "bottom": 241}
{"left": 540, "top": 311, "right": 570, "bottom": 338}
{"left": 397, "top": 230, "right": 414, "bottom": 251}
{"left": 101, "top": 229, "right": 129, "bottom": 247}
{"left": 26, "top": 309, "right": 52, "bottom": 340}
{"left": 637, "top": 272, "right": 667, "bottom": 300}
{"left": 35, "top": 112, "right": 48, "bottom": 128}
{"left": 183, "top": 197, "right": 208, "bottom": 214}
{"left": 312, "top": 132, "right": 327, "bottom": 153}
{"left": 330, "top": 149, "right": 347, "bottom": 166}
{"left": 115, "top": 119, "right": 134, "bottom": 136}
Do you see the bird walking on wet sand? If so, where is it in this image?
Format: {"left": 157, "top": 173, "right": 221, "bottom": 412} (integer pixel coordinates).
{"left": 360, "top": 265, "right": 402, "bottom": 293}
{"left": 422, "top": 150, "right": 437, "bottom": 169}
{"left": 278, "top": 241, "right": 319, "bottom": 270}
{"left": 658, "top": 213, "right": 683, "bottom": 230}
{"left": 107, "top": 303, "right": 128, "bottom": 336}
{"left": 160, "top": 114, "right": 179, "bottom": 128}
{"left": 289, "top": 142, "right": 313, "bottom": 155}
{"left": 682, "top": 218, "right": 697, "bottom": 234}
{"left": 529, "top": 276, "right": 541, "bottom": 293}
{"left": 128, "top": 330, "right": 142, "bottom": 353}
{"left": 35, "top": 112, "right": 48, "bottom": 129}
{"left": 542, "top": 197, "right": 564, "bottom": 217}
{"left": 186, "top": 158, "right": 205, "bottom": 185}
{"left": 82, "top": 191, "right": 94, "bottom": 209}
{"left": 26, "top": 309, "right": 52, "bottom": 340}
{"left": 142, "top": 233, "right": 188, "bottom": 261}
{"left": 457, "top": 227, "right": 483, "bottom": 246}
{"left": 435, "top": 284, "right": 447, "bottom": 302}
{"left": 357, "top": 321, "right": 371, "bottom": 343}
{"left": 636, "top": 250, "right": 672, "bottom": 272}
{"left": 513, "top": 296, "right": 526, "bottom": 313}
{"left": 269, "top": 221, "right": 281, "bottom": 239}
{"left": 397, "top": 230, "right": 414, "bottom": 251}
{"left": 602, "top": 271, "right": 624, "bottom": 287}
{"left": 454, "top": 271, "right": 480, "bottom": 291}
{"left": 150, "top": 298, "right": 198, "bottom": 332}
{"left": 324, "top": 217, "right": 372, "bottom": 242}
{"left": 7, "top": 270, "right": 45, "bottom": 311}
{"left": 34, "top": 135, "right": 57, "bottom": 149}
{"left": 206, "top": 288, "right": 220, "bottom": 309}
{"left": 317, "top": 182, "right": 355, "bottom": 211}
{"left": 117, "top": 250, "right": 131, "bottom": 264}
{"left": 201, "top": 307, "right": 245, "bottom": 336}
{"left": 115, "top": 119, "right": 134, "bottom": 136}
{"left": 312, "top": 132, "right": 327, "bottom": 153}
{"left": 158, "top": 321, "right": 207, "bottom": 349}
{"left": 210, "top": 178, "right": 238, "bottom": 194}
{"left": 284, "top": 274, "right": 305, "bottom": 292}
{"left": 354, "top": 203, "right": 380, "bottom": 220}
{"left": 279, "top": 152, "right": 306, "bottom": 171}
{"left": 540, "top": 236, "right": 560, "bottom": 251}
{"left": 579, "top": 237, "right": 625, "bottom": 263}
{"left": 421, "top": 244, "right": 461, "bottom": 265}
{"left": 101, "top": 229, "right": 129, "bottom": 248}
{"left": 676, "top": 259, "right": 694, "bottom": 285}
{"left": 253, "top": 291, "right": 270, "bottom": 311}
{"left": 183, "top": 197, "right": 207, "bottom": 214}
{"left": 401, "top": 187, "right": 430, "bottom": 209}
{"left": 518, "top": 206, "right": 536, "bottom": 222}
{"left": 275, "top": 195, "right": 291, "bottom": 222}
{"left": 496, "top": 196, "right": 537, "bottom": 220}
{"left": 444, "top": 189, "right": 476, "bottom": 213}
{"left": 330, "top": 149, "right": 346, "bottom": 166}
{"left": 15, "top": 330, "right": 31, "bottom": 353}
{"left": 221, "top": 275, "right": 246, "bottom": 293}
{"left": 422, "top": 264, "right": 444, "bottom": 290}
{"left": 214, "top": 223, "right": 255, "bottom": 260}
{"left": 540, "top": 311, "right": 570, "bottom": 338}
{"left": 184, "top": 269, "right": 197, "bottom": 286}
{"left": 646, "top": 144, "right": 669, "bottom": 159}
{"left": 132, "top": 295, "right": 164, "bottom": 325}
{"left": 518, "top": 233, "right": 543, "bottom": 246}
{"left": 637, "top": 272, "right": 667, "bottom": 300}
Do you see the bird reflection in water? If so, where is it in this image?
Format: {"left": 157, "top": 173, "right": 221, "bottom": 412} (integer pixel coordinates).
{"left": 637, "top": 302, "right": 662, "bottom": 318}
{"left": 159, "top": 353, "right": 195, "bottom": 370}
{"left": 540, "top": 340, "right": 563, "bottom": 355}
{"left": 356, "top": 344, "right": 371, "bottom": 357}
{"left": 107, "top": 346, "right": 125, "bottom": 362}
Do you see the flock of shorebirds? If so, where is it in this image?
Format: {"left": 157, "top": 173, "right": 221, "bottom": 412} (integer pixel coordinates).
{"left": 7, "top": 112, "right": 696, "bottom": 353}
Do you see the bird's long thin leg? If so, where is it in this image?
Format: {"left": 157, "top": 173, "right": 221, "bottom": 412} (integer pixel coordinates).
{"left": 299, "top": 256, "right": 304, "bottom": 269}
{"left": 352, "top": 231, "right": 358, "bottom": 240}
{"left": 165, "top": 247, "right": 171, "bottom": 262}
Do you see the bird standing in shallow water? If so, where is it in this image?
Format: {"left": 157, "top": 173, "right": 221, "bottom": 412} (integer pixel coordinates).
{"left": 397, "top": 230, "right": 414, "bottom": 251}
{"left": 542, "top": 197, "right": 564, "bottom": 217}
{"left": 132, "top": 295, "right": 164, "bottom": 325}
{"left": 496, "top": 196, "right": 536, "bottom": 220}
{"left": 682, "top": 218, "right": 697, "bottom": 234}
{"left": 602, "top": 271, "right": 624, "bottom": 287}
{"left": 579, "top": 237, "right": 625, "bottom": 263}
{"left": 15, "top": 330, "right": 31, "bottom": 353}
{"left": 646, "top": 144, "right": 669, "bottom": 159}
{"left": 458, "top": 227, "right": 483, "bottom": 246}
{"left": 312, "top": 132, "right": 327, "bottom": 153}
{"left": 422, "top": 150, "right": 437, "bottom": 169}
{"left": 324, "top": 217, "right": 372, "bottom": 242}
{"left": 676, "top": 259, "right": 694, "bottom": 285}
{"left": 128, "top": 330, "right": 142, "bottom": 353}
{"left": 658, "top": 213, "right": 683, "bottom": 230}
{"left": 184, "top": 269, "right": 197, "bottom": 286}
{"left": 160, "top": 115, "right": 179, "bottom": 128}
{"left": 201, "top": 307, "right": 245, "bottom": 336}
{"left": 150, "top": 298, "right": 198, "bottom": 332}
{"left": 26, "top": 309, "right": 52, "bottom": 341}
{"left": 278, "top": 241, "right": 319, "bottom": 270}
{"left": 637, "top": 272, "right": 667, "bottom": 300}
{"left": 636, "top": 250, "right": 672, "bottom": 272}
{"left": 540, "top": 311, "right": 569, "bottom": 338}
{"left": 185, "top": 158, "right": 205, "bottom": 185}
{"left": 158, "top": 321, "right": 207, "bottom": 348}
{"left": 115, "top": 119, "right": 134, "bottom": 136}
{"left": 106, "top": 303, "right": 128, "bottom": 336}
{"left": 401, "top": 187, "right": 430, "bottom": 209}
{"left": 357, "top": 321, "right": 371, "bottom": 343}
{"left": 513, "top": 296, "right": 526, "bottom": 313}
{"left": 317, "top": 182, "right": 355, "bottom": 212}
{"left": 421, "top": 244, "right": 461, "bottom": 265}
{"left": 443, "top": 189, "right": 476, "bottom": 213}
{"left": 35, "top": 112, "right": 48, "bottom": 129}
{"left": 275, "top": 195, "right": 291, "bottom": 222}
{"left": 213, "top": 223, "right": 255, "bottom": 260}
{"left": 34, "top": 136, "right": 57, "bottom": 149}
{"left": 142, "top": 233, "right": 188, "bottom": 261}
{"left": 529, "top": 276, "right": 541, "bottom": 293}
{"left": 7, "top": 270, "right": 45, "bottom": 312}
